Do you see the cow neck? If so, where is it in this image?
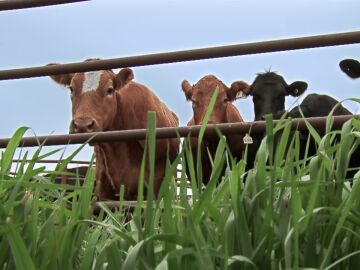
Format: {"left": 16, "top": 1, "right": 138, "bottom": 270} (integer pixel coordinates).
{"left": 95, "top": 92, "right": 124, "bottom": 179}
{"left": 96, "top": 145, "right": 117, "bottom": 191}
{"left": 115, "top": 82, "right": 147, "bottom": 131}
{"left": 110, "top": 92, "right": 125, "bottom": 131}
{"left": 224, "top": 103, "right": 230, "bottom": 121}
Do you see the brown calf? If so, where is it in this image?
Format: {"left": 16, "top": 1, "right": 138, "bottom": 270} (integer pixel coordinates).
{"left": 181, "top": 75, "right": 249, "bottom": 184}
{"left": 49, "top": 62, "right": 179, "bottom": 200}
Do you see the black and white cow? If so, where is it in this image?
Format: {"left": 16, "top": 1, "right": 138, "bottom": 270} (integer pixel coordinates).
{"left": 240, "top": 71, "right": 357, "bottom": 178}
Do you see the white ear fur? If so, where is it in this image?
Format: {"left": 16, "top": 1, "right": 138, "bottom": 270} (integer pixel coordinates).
{"left": 236, "top": 91, "right": 246, "bottom": 99}
{"left": 229, "top": 81, "right": 250, "bottom": 100}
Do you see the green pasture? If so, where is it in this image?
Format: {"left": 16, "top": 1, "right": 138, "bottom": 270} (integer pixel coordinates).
{"left": 1, "top": 95, "right": 360, "bottom": 269}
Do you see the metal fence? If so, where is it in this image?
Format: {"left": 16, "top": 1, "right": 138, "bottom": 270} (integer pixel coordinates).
{"left": 0, "top": 31, "right": 359, "bottom": 81}
{"left": 2, "top": 1, "right": 359, "bottom": 209}
{"left": 0, "top": 115, "right": 357, "bottom": 148}
{"left": 0, "top": 2, "right": 359, "bottom": 148}
{"left": 0, "top": 0, "right": 89, "bottom": 11}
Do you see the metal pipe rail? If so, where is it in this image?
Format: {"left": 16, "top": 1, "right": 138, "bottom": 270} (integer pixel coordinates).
{"left": 0, "top": 31, "right": 359, "bottom": 81}
{"left": 11, "top": 159, "right": 92, "bottom": 165}
{"left": 0, "top": 0, "right": 89, "bottom": 11}
{"left": 0, "top": 115, "right": 356, "bottom": 148}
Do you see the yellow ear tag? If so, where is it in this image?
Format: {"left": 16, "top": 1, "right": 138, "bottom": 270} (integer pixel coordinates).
{"left": 236, "top": 91, "right": 245, "bottom": 99}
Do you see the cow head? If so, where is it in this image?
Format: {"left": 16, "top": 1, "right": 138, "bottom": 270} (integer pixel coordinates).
{"left": 49, "top": 60, "right": 134, "bottom": 133}
{"left": 339, "top": 59, "right": 360, "bottom": 79}
{"left": 240, "top": 72, "right": 308, "bottom": 121}
{"left": 181, "top": 75, "right": 249, "bottom": 125}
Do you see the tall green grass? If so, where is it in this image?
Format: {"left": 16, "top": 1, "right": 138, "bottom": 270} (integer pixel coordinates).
{"left": 1, "top": 108, "right": 360, "bottom": 269}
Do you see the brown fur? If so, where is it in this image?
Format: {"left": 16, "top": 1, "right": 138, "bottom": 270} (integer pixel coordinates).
{"left": 181, "top": 75, "right": 248, "bottom": 184}
{"left": 50, "top": 64, "right": 179, "bottom": 200}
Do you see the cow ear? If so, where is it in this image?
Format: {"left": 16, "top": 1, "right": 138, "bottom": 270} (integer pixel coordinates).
{"left": 115, "top": 68, "right": 134, "bottom": 89}
{"left": 287, "top": 81, "right": 308, "bottom": 97}
{"left": 47, "top": 63, "right": 74, "bottom": 87}
{"left": 227, "top": 81, "right": 251, "bottom": 101}
{"left": 181, "top": 80, "right": 193, "bottom": 101}
{"left": 339, "top": 59, "right": 360, "bottom": 79}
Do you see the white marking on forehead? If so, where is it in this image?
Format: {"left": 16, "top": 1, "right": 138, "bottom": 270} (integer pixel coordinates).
{"left": 82, "top": 71, "right": 103, "bottom": 92}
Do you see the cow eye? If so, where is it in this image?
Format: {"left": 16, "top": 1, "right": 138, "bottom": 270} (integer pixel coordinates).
{"left": 106, "top": 87, "right": 115, "bottom": 96}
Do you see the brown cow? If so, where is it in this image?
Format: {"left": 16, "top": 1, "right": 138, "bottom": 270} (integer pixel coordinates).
{"left": 181, "top": 75, "right": 249, "bottom": 184}
{"left": 49, "top": 63, "right": 179, "bottom": 200}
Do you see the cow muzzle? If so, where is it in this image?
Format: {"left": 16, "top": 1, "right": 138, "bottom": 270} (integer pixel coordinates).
{"left": 70, "top": 117, "right": 99, "bottom": 133}
{"left": 199, "top": 120, "right": 218, "bottom": 126}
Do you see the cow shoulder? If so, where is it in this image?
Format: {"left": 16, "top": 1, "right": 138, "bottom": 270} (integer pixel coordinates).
{"left": 119, "top": 82, "right": 177, "bottom": 129}
{"left": 289, "top": 94, "right": 351, "bottom": 118}
{"left": 166, "top": 109, "right": 179, "bottom": 127}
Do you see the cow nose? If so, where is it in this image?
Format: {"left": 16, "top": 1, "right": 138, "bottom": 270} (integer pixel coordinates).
{"left": 71, "top": 118, "right": 96, "bottom": 133}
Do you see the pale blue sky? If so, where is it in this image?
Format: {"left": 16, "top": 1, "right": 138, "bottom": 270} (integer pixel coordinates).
{"left": 0, "top": 0, "right": 359, "bottom": 162}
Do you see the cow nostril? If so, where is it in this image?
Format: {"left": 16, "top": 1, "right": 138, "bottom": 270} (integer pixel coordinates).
{"left": 87, "top": 120, "right": 95, "bottom": 130}
{"left": 72, "top": 118, "right": 96, "bottom": 132}
{"left": 72, "top": 120, "right": 79, "bottom": 130}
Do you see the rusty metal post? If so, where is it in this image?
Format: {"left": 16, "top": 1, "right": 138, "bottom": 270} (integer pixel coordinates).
{"left": 0, "top": 115, "right": 356, "bottom": 148}
{"left": 0, "top": 31, "right": 359, "bottom": 80}
{"left": 0, "top": 0, "right": 89, "bottom": 11}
